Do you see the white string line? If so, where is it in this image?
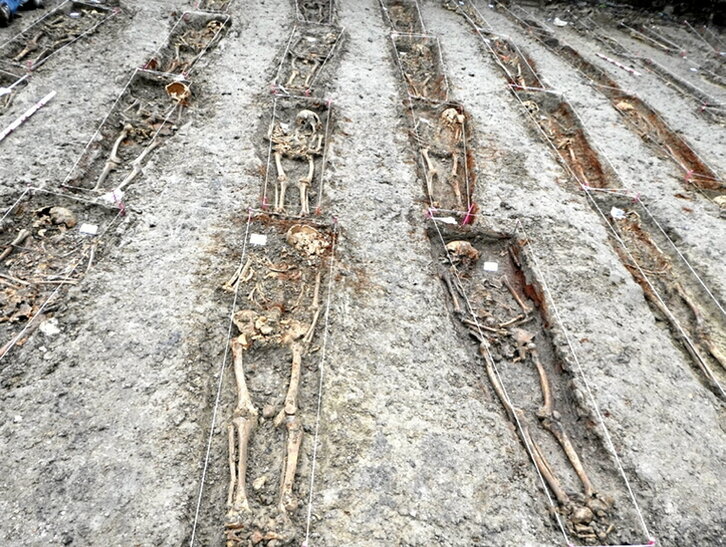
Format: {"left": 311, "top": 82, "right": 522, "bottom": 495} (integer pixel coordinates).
{"left": 561, "top": 99, "right": 726, "bottom": 315}
{"left": 384, "top": 13, "right": 474, "bottom": 217}
{"left": 636, "top": 203, "right": 725, "bottom": 317}
{"left": 514, "top": 219, "right": 654, "bottom": 542}
{"left": 261, "top": 97, "right": 278, "bottom": 208}
{"left": 273, "top": 25, "right": 299, "bottom": 87}
{"left": 597, "top": 17, "right": 714, "bottom": 84}
{"left": 684, "top": 21, "right": 723, "bottom": 53}
{"left": 388, "top": 32, "right": 450, "bottom": 102}
{"left": 316, "top": 101, "right": 333, "bottom": 211}
{"left": 0, "top": 0, "right": 71, "bottom": 50}
{"left": 306, "top": 26, "right": 345, "bottom": 93}
{"left": 61, "top": 6, "right": 232, "bottom": 188}
{"left": 303, "top": 220, "right": 338, "bottom": 546}
{"left": 428, "top": 216, "right": 571, "bottom": 547}
{"left": 637, "top": 23, "right": 687, "bottom": 54}
{"left": 469, "top": 1, "right": 725, "bottom": 323}
{"left": 620, "top": 23, "right": 680, "bottom": 55}
{"left": 0, "top": 201, "right": 124, "bottom": 362}
{"left": 189, "top": 210, "right": 254, "bottom": 547}
{"left": 168, "top": 13, "right": 232, "bottom": 77}
{"left": 570, "top": 16, "right": 725, "bottom": 110}
{"left": 495, "top": 2, "right": 725, "bottom": 185}
{"left": 377, "top": 0, "right": 426, "bottom": 34}
{"left": 0, "top": 186, "right": 31, "bottom": 223}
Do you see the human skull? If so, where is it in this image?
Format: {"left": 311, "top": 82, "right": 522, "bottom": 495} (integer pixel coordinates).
{"left": 445, "top": 240, "right": 480, "bottom": 266}
{"left": 286, "top": 224, "right": 329, "bottom": 256}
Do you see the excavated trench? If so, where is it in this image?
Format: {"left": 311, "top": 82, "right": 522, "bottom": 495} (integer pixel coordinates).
{"left": 0, "top": 1, "right": 120, "bottom": 71}
{"left": 1, "top": 4, "right": 232, "bottom": 358}
{"left": 0, "top": 189, "right": 123, "bottom": 359}
{"left": 0, "top": 0, "right": 724, "bottom": 545}
{"left": 562, "top": 15, "right": 726, "bottom": 124}
{"left": 380, "top": 0, "right": 651, "bottom": 544}
{"left": 447, "top": 0, "right": 726, "bottom": 401}
{"left": 188, "top": 1, "right": 344, "bottom": 545}
{"left": 498, "top": 6, "right": 725, "bottom": 198}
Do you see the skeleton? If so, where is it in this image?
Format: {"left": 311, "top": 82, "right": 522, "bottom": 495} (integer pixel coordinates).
{"left": 442, "top": 238, "right": 614, "bottom": 541}
{"left": 284, "top": 30, "right": 338, "bottom": 91}
{"left": 297, "top": 0, "right": 329, "bottom": 23}
{"left": 416, "top": 106, "right": 466, "bottom": 209}
{"left": 163, "top": 20, "right": 225, "bottom": 74}
{"left": 268, "top": 109, "right": 324, "bottom": 215}
{"left": 6, "top": 8, "right": 106, "bottom": 68}
{"left": 226, "top": 223, "right": 330, "bottom": 545}
{"left": 89, "top": 81, "right": 188, "bottom": 192}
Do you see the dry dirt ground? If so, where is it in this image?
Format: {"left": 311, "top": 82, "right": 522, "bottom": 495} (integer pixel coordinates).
{"left": 0, "top": 0, "right": 724, "bottom": 546}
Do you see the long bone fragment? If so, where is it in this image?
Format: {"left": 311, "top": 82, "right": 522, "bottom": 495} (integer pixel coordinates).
{"left": 223, "top": 258, "right": 253, "bottom": 293}
{"left": 279, "top": 413, "right": 303, "bottom": 512}
{"left": 502, "top": 276, "right": 532, "bottom": 315}
{"left": 0, "top": 229, "right": 30, "bottom": 261}
{"left": 274, "top": 341, "right": 304, "bottom": 427}
{"left": 275, "top": 341, "right": 305, "bottom": 511}
{"left": 478, "top": 341, "right": 570, "bottom": 506}
{"left": 531, "top": 347, "right": 596, "bottom": 499}
{"left": 13, "top": 31, "right": 45, "bottom": 62}
{"left": 227, "top": 338, "right": 259, "bottom": 516}
{"left": 298, "top": 155, "right": 314, "bottom": 216}
{"left": 421, "top": 148, "right": 438, "bottom": 202}
{"left": 303, "top": 270, "right": 323, "bottom": 345}
{"left": 94, "top": 124, "right": 131, "bottom": 190}
{"left": 115, "top": 140, "right": 161, "bottom": 192}
{"left": 274, "top": 151, "right": 289, "bottom": 212}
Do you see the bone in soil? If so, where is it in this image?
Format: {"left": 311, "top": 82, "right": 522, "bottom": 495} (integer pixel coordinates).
{"left": 143, "top": 12, "right": 230, "bottom": 77}
{"left": 274, "top": 23, "right": 342, "bottom": 95}
{"left": 263, "top": 96, "right": 332, "bottom": 216}
{"left": 0, "top": 1, "right": 115, "bottom": 70}
{"left": 381, "top": 2, "right": 643, "bottom": 543}
{"left": 562, "top": 15, "right": 726, "bottom": 124}
{"left": 295, "top": 0, "right": 335, "bottom": 25}
{"left": 66, "top": 70, "right": 192, "bottom": 193}
{"left": 224, "top": 216, "right": 335, "bottom": 546}
{"left": 0, "top": 192, "right": 120, "bottom": 358}
{"left": 430, "top": 226, "right": 640, "bottom": 544}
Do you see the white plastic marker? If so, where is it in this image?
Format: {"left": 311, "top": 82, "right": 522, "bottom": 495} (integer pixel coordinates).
{"left": 0, "top": 90, "right": 56, "bottom": 144}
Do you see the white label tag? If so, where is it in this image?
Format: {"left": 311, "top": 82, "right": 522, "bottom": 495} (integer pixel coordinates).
{"left": 483, "top": 262, "right": 498, "bottom": 272}
{"left": 610, "top": 207, "right": 626, "bottom": 220}
{"left": 79, "top": 223, "right": 98, "bottom": 235}
{"left": 250, "top": 233, "right": 267, "bottom": 246}
{"left": 433, "top": 216, "right": 458, "bottom": 225}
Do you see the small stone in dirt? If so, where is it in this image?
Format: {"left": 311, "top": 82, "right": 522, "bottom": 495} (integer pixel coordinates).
{"left": 262, "top": 404, "right": 276, "bottom": 419}
{"left": 39, "top": 318, "right": 61, "bottom": 337}
{"left": 253, "top": 475, "right": 267, "bottom": 490}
